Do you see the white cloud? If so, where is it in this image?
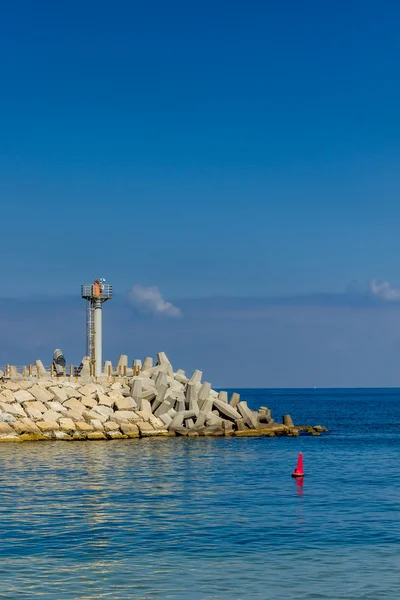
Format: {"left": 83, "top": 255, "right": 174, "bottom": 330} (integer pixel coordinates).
{"left": 370, "top": 279, "right": 400, "bottom": 301}
{"left": 128, "top": 284, "right": 182, "bottom": 317}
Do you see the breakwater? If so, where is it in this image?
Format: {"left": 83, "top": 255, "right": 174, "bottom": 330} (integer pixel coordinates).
{"left": 0, "top": 352, "right": 326, "bottom": 442}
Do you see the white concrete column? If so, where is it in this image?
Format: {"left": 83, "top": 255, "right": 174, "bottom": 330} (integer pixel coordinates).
{"left": 93, "top": 299, "right": 102, "bottom": 377}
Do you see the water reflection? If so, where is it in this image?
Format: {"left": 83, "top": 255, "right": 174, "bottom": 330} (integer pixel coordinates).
{"left": 0, "top": 420, "right": 399, "bottom": 599}
{"left": 295, "top": 477, "right": 304, "bottom": 496}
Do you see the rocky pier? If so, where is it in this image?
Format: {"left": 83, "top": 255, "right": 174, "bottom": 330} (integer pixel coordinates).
{"left": 0, "top": 352, "right": 327, "bottom": 442}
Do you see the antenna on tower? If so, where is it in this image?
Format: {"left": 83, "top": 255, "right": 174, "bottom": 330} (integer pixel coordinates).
{"left": 81, "top": 279, "right": 112, "bottom": 377}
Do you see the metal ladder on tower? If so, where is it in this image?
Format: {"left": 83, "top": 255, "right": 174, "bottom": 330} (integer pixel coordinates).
{"left": 85, "top": 299, "right": 95, "bottom": 363}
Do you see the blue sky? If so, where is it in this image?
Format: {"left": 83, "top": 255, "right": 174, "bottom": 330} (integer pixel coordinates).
{"left": 1, "top": 1, "right": 400, "bottom": 385}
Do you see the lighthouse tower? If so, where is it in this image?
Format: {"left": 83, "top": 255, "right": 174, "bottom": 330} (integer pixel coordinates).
{"left": 81, "top": 279, "right": 112, "bottom": 377}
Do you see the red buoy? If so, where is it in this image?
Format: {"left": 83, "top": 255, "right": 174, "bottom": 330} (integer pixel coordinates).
{"left": 292, "top": 452, "right": 304, "bottom": 478}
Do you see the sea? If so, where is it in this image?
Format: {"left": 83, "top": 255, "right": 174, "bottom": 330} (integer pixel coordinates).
{"left": 1, "top": 388, "right": 400, "bottom": 599}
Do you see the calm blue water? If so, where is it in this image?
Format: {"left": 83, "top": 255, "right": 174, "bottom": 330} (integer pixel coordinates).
{"left": 1, "top": 388, "right": 400, "bottom": 599}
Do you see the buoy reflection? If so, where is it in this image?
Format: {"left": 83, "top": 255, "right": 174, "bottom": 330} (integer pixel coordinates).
{"left": 295, "top": 477, "right": 304, "bottom": 496}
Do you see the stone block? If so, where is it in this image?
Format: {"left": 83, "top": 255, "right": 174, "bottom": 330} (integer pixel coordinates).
{"left": 222, "top": 420, "right": 234, "bottom": 433}
{"left": 116, "top": 354, "right": 129, "bottom": 371}
{"left": 130, "top": 378, "right": 143, "bottom": 404}
{"left": 103, "top": 360, "right": 113, "bottom": 376}
{"left": 186, "top": 383, "right": 199, "bottom": 414}
{"left": 154, "top": 370, "right": 168, "bottom": 390}
{"left": 42, "top": 410, "right": 63, "bottom": 423}
{"left": 154, "top": 400, "right": 173, "bottom": 417}
{"left": 106, "top": 390, "right": 122, "bottom": 399}
{"left": 152, "top": 384, "right": 168, "bottom": 412}
{"left": 113, "top": 410, "right": 139, "bottom": 422}
{"left": 138, "top": 398, "right": 152, "bottom": 413}
{"left": 22, "top": 400, "right": 47, "bottom": 414}
{"left": 174, "top": 398, "right": 185, "bottom": 412}
{"left": 0, "top": 434, "right": 22, "bottom": 442}
{"left": 114, "top": 397, "right": 137, "bottom": 411}
{"left": 0, "top": 422, "right": 15, "bottom": 435}
{"left": 83, "top": 410, "right": 106, "bottom": 424}
{"left": 168, "top": 413, "right": 184, "bottom": 430}
{"left": 0, "top": 402, "right": 26, "bottom": 417}
{"left": 11, "top": 418, "right": 41, "bottom": 435}
{"left": 106, "top": 431, "right": 126, "bottom": 440}
{"left": 23, "top": 407, "right": 43, "bottom": 421}
{"left": 186, "top": 418, "right": 195, "bottom": 429}
{"left": 258, "top": 407, "right": 272, "bottom": 423}
{"left": 15, "top": 381, "right": 32, "bottom": 390}
{"left": 63, "top": 387, "right": 82, "bottom": 399}
{"left": 48, "top": 387, "right": 70, "bottom": 403}
{"left": 65, "top": 409, "right": 86, "bottom": 422}
{"left": 181, "top": 410, "right": 197, "bottom": 420}
{"left": 137, "top": 422, "right": 158, "bottom": 436}
{"left": 59, "top": 418, "right": 76, "bottom": 432}
{"left": 205, "top": 411, "right": 223, "bottom": 426}
{"left": 20, "top": 418, "right": 42, "bottom": 433}
{"left": 202, "top": 425, "right": 224, "bottom": 436}
{"left": 148, "top": 415, "right": 166, "bottom": 429}
{"left": 72, "top": 432, "right": 88, "bottom": 440}
{"left": 36, "top": 421, "right": 60, "bottom": 432}
{"left": 159, "top": 413, "right": 172, "bottom": 427}
{"left": 166, "top": 376, "right": 184, "bottom": 391}
{"left": 45, "top": 401, "right": 66, "bottom": 413}
{"left": 110, "top": 415, "right": 126, "bottom": 424}
{"left": 189, "top": 370, "right": 202, "bottom": 384}
{"left": 63, "top": 382, "right": 81, "bottom": 390}
{"left": 35, "top": 360, "right": 48, "bottom": 377}
{"left": 75, "top": 421, "right": 93, "bottom": 432}
{"left": 92, "top": 405, "right": 113, "bottom": 418}
{"left": 78, "top": 357, "right": 91, "bottom": 379}
{"left": 235, "top": 418, "right": 247, "bottom": 431}
{"left": 63, "top": 399, "right": 86, "bottom": 413}
{"left": 87, "top": 432, "right": 107, "bottom": 440}
{"left": 25, "top": 385, "right": 54, "bottom": 403}
{"left": 9, "top": 421, "right": 24, "bottom": 435}
{"left": 282, "top": 414, "right": 295, "bottom": 427}
{"left": 153, "top": 361, "right": 173, "bottom": 377}
{"left": 198, "top": 398, "right": 213, "bottom": 413}
{"left": 89, "top": 419, "right": 104, "bottom": 431}
{"left": 141, "top": 357, "right": 153, "bottom": 371}
{"left": 3, "top": 382, "right": 21, "bottom": 391}
{"left": 0, "top": 390, "right": 15, "bottom": 402}
{"left": 237, "top": 402, "right": 259, "bottom": 429}
{"left": 120, "top": 423, "right": 139, "bottom": 437}
{"left": 78, "top": 384, "right": 99, "bottom": 396}
{"left": 134, "top": 410, "right": 152, "bottom": 422}
{"left": 198, "top": 382, "right": 211, "bottom": 401}
{"left": 229, "top": 393, "right": 241, "bottom": 408}
{"left": 13, "top": 390, "right": 34, "bottom": 403}
{"left": 212, "top": 398, "right": 241, "bottom": 421}
{"left": 156, "top": 351, "right": 170, "bottom": 365}
{"left": 194, "top": 412, "right": 207, "bottom": 429}
{"left": 96, "top": 393, "right": 114, "bottom": 407}
{"left": 133, "top": 358, "right": 142, "bottom": 371}
{"left": 218, "top": 391, "right": 228, "bottom": 403}
{"left": 80, "top": 396, "right": 97, "bottom": 409}
{"left": 142, "top": 389, "right": 157, "bottom": 401}
{"left": 173, "top": 426, "right": 189, "bottom": 436}
{"left": 104, "top": 421, "right": 120, "bottom": 432}
{"left": 0, "top": 413, "right": 16, "bottom": 422}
